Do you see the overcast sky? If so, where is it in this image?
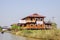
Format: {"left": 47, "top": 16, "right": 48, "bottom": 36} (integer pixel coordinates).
{"left": 0, "top": 0, "right": 60, "bottom": 28}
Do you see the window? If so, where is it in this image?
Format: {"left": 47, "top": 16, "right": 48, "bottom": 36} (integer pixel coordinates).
{"left": 40, "top": 18, "right": 43, "bottom": 21}
{"left": 36, "top": 25, "right": 37, "bottom": 26}
{"left": 40, "top": 25, "right": 42, "bottom": 27}
{"left": 31, "top": 24, "right": 33, "bottom": 26}
{"left": 36, "top": 18, "right": 37, "bottom": 21}
{"left": 22, "top": 25, "right": 24, "bottom": 27}
{"left": 30, "top": 24, "right": 34, "bottom": 26}
{"left": 31, "top": 18, "right": 33, "bottom": 21}
{"left": 24, "top": 24, "right": 26, "bottom": 27}
{"left": 35, "top": 24, "right": 37, "bottom": 26}
{"left": 35, "top": 18, "right": 38, "bottom": 21}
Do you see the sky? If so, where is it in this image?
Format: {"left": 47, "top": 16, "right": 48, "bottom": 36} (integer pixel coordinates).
{"left": 0, "top": 0, "right": 60, "bottom": 28}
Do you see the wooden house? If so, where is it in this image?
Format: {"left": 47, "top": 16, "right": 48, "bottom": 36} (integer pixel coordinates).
{"left": 17, "top": 13, "right": 52, "bottom": 30}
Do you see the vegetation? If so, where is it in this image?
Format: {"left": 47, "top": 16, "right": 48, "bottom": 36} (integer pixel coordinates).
{"left": 0, "top": 26, "right": 2, "bottom": 31}
{"left": 52, "top": 23, "right": 57, "bottom": 29}
{"left": 11, "top": 24, "right": 21, "bottom": 31}
{"left": 12, "top": 29, "right": 60, "bottom": 40}
{"left": 10, "top": 23, "right": 60, "bottom": 40}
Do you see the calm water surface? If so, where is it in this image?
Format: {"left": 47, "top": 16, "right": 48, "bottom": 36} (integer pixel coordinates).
{"left": 0, "top": 32, "right": 40, "bottom": 40}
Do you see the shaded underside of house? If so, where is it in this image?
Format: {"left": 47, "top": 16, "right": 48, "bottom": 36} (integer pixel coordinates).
{"left": 17, "top": 22, "right": 52, "bottom": 30}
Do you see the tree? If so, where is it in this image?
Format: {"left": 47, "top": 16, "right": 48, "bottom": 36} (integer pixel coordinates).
{"left": 11, "top": 24, "right": 21, "bottom": 31}
{"left": 0, "top": 26, "right": 2, "bottom": 31}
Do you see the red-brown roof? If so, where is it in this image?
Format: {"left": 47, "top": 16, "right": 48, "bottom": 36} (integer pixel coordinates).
{"left": 22, "top": 13, "right": 45, "bottom": 20}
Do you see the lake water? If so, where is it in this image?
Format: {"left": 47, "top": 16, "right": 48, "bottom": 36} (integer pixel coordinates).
{"left": 0, "top": 32, "right": 40, "bottom": 40}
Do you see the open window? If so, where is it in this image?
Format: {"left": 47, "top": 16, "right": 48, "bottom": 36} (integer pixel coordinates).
{"left": 40, "top": 18, "right": 43, "bottom": 21}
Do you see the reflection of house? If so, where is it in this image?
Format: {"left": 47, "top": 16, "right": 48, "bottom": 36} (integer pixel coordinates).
{"left": 17, "top": 13, "right": 52, "bottom": 30}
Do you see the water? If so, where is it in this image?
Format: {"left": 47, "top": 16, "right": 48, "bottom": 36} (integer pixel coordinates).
{"left": 0, "top": 32, "right": 26, "bottom": 40}
{"left": 0, "top": 32, "right": 40, "bottom": 40}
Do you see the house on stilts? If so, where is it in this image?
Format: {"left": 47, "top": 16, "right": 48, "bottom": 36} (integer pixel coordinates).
{"left": 17, "top": 13, "right": 52, "bottom": 30}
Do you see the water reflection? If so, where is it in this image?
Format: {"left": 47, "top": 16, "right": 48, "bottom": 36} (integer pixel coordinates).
{"left": 0, "top": 32, "right": 40, "bottom": 40}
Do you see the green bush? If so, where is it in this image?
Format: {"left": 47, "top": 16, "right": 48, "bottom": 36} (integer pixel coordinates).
{"left": 0, "top": 26, "right": 2, "bottom": 31}
{"left": 11, "top": 24, "right": 21, "bottom": 31}
{"left": 52, "top": 23, "right": 57, "bottom": 29}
